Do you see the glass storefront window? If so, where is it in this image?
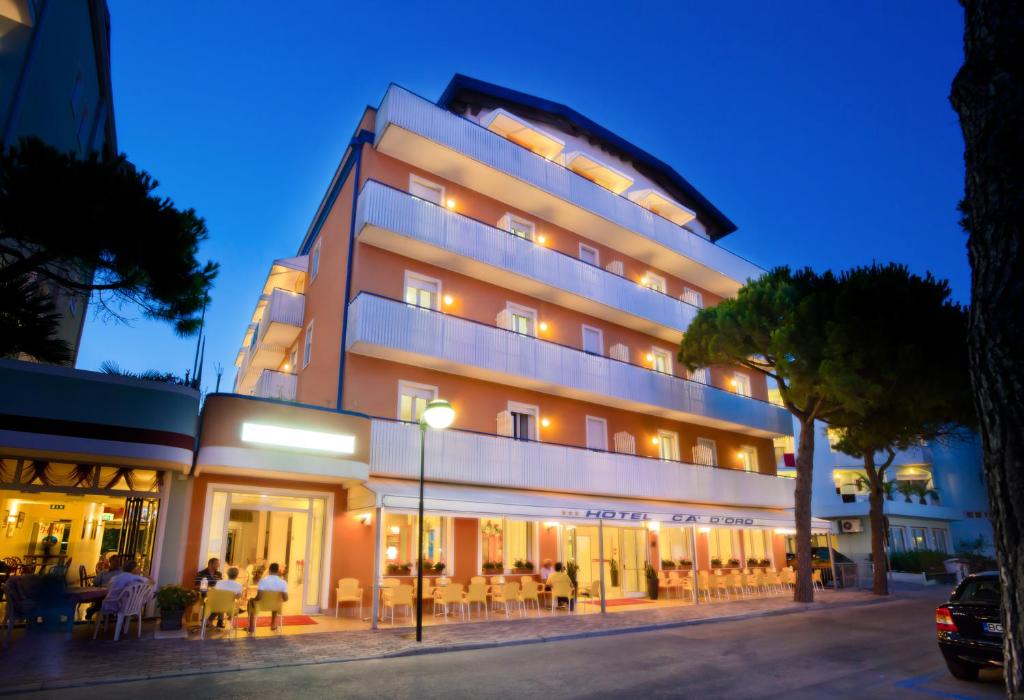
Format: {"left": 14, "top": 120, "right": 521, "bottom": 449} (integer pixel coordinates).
{"left": 910, "top": 527, "right": 928, "bottom": 550}
{"left": 708, "top": 528, "right": 739, "bottom": 565}
{"left": 382, "top": 512, "right": 450, "bottom": 574}
{"left": 479, "top": 517, "right": 533, "bottom": 571}
{"left": 660, "top": 527, "right": 694, "bottom": 563}
{"left": 741, "top": 529, "right": 771, "bottom": 563}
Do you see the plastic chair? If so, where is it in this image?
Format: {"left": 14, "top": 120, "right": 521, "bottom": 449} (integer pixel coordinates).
{"left": 334, "top": 578, "right": 363, "bottom": 619}
{"left": 94, "top": 582, "right": 152, "bottom": 641}
{"left": 548, "top": 578, "right": 574, "bottom": 614}
{"left": 465, "top": 582, "right": 489, "bottom": 620}
{"left": 578, "top": 579, "right": 603, "bottom": 613}
{"left": 712, "top": 572, "right": 730, "bottom": 599}
{"left": 201, "top": 589, "right": 239, "bottom": 639}
{"left": 470, "top": 576, "right": 486, "bottom": 585}
{"left": 492, "top": 581, "right": 523, "bottom": 618}
{"left": 679, "top": 571, "right": 696, "bottom": 601}
{"left": 520, "top": 579, "right": 541, "bottom": 612}
{"left": 812, "top": 570, "right": 825, "bottom": 591}
{"left": 436, "top": 583, "right": 465, "bottom": 621}
{"left": 728, "top": 572, "right": 745, "bottom": 597}
{"left": 249, "top": 591, "right": 285, "bottom": 634}
{"left": 383, "top": 584, "right": 414, "bottom": 625}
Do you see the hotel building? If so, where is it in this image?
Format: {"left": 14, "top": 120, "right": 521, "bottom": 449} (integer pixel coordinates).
{"left": 197, "top": 75, "right": 828, "bottom": 617}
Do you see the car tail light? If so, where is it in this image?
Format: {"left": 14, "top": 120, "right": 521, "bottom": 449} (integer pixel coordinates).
{"left": 936, "top": 606, "right": 958, "bottom": 633}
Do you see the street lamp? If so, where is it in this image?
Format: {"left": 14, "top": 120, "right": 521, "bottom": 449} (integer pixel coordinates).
{"left": 416, "top": 398, "right": 454, "bottom": 641}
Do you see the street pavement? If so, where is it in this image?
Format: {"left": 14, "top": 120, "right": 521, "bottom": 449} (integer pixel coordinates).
{"left": 14, "top": 588, "right": 1004, "bottom": 699}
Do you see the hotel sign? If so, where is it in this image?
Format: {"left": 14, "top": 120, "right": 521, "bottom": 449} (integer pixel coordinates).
{"left": 563, "top": 509, "right": 767, "bottom": 528}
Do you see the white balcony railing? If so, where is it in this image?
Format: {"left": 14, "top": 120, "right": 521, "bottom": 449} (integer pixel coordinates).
{"left": 374, "top": 85, "right": 763, "bottom": 294}
{"left": 370, "top": 419, "right": 794, "bottom": 509}
{"left": 234, "top": 289, "right": 305, "bottom": 394}
{"left": 356, "top": 180, "right": 697, "bottom": 338}
{"left": 346, "top": 293, "right": 793, "bottom": 437}
{"left": 253, "top": 369, "right": 297, "bottom": 401}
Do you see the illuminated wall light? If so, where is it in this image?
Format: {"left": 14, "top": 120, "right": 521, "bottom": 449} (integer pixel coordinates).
{"left": 698, "top": 527, "right": 711, "bottom": 533}
{"left": 540, "top": 417, "right": 551, "bottom": 428}
{"left": 543, "top": 521, "right": 560, "bottom": 529}
{"left": 646, "top": 353, "right": 655, "bottom": 363}
{"left": 241, "top": 422, "right": 356, "bottom": 454}
{"left": 538, "top": 321, "right": 549, "bottom": 333}
{"left": 651, "top": 436, "right": 661, "bottom": 446}
{"left": 443, "top": 294, "right": 454, "bottom": 306}
{"left": 536, "top": 234, "right": 547, "bottom": 245}
{"left": 282, "top": 363, "right": 291, "bottom": 372}
{"left": 357, "top": 513, "right": 372, "bottom": 526}
{"left": 386, "top": 546, "right": 398, "bottom": 560}
{"left": 640, "top": 276, "right": 649, "bottom": 286}
{"left": 445, "top": 198, "right": 456, "bottom": 209}
{"left": 774, "top": 528, "right": 796, "bottom": 535}
{"left": 647, "top": 521, "right": 661, "bottom": 532}
{"left": 390, "top": 525, "right": 401, "bottom": 535}
{"left": 729, "top": 378, "right": 738, "bottom": 387}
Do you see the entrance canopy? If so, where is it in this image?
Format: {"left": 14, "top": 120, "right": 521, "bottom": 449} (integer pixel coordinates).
{"left": 357, "top": 478, "right": 832, "bottom": 532}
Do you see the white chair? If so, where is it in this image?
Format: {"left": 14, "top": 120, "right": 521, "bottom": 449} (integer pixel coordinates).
{"left": 93, "top": 582, "right": 152, "bottom": 641}
{"left": 436, "top": 583, "right": 465, "bottom": 621}
{"left": 465, "top": 582, "right": 489, "bottom": 620}
{"left": 335, "top": 578, "right": 363, "bottom": 618}
{"left": 578, "top": 580, "right": 603, "bottom": 613}
{"left": 492, "top": 582, "right": 523, "bottom": 618}
{"left": 382, "top": 585, "right": 414, "bottom": 625}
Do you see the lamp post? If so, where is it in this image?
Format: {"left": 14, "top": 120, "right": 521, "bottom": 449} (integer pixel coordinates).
{"left": 416, "top": 398, "right": 455, "bottom": 642}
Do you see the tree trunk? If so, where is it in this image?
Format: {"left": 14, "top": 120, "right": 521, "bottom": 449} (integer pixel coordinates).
{"left": 950, "top": 0, "right": 1024, "bottom": 695}
{"left": 793, "top": 415, "right": 816, "bottom": 603}
{"left": 863, "top": 455, "right": 889, "bottom": 596}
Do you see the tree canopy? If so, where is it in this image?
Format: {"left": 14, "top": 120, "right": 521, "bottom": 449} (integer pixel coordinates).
{"left": 0, "top": 138, "right": 218, "bottom": 360}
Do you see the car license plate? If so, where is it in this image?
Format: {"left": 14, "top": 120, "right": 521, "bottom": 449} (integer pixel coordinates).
{"left": 983, "top": 622, "right": 1004, "bottom": 634}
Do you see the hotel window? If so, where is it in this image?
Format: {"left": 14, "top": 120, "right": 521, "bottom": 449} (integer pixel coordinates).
{"left": 657, "top": 430, "right": 680, "bottom": 461}
{"left": 500, "top": 213, "right": 535, "bottom": 241}
{"left": 479, "top": 517, "right": 534, "bottom": 572}
{"left": 661, "top": 527, "right": 694, "bottom": 563}
{"left": 649, "top": 347, "right": 673, "bottom": 374}
{"left": 503, "top": 302, "right": 537, "bottom": 336}
{"left": 585, "top": 416, "right": 608, "bottom": 451}
{"left": 398, "top": 381, "right": 437, "bottom": 422}
{"left": 708, "top": 528, "right": 739, "bottom": 565}
{"left": 507, "top": 402, "right": 539, "bottom": 441}
{"left": 693, "top": 438, "right": 718, "bottom": 466}
{"left": 932, "top": 528, "right": 950, "bottom": 553}
{"left": 738, "top": 445, "right": 759, "bottom": 473}
{"left": 643, "top": 272, "right": 667, "bottom": 294}
{"left": 382, "top": 512, "right": 450, "bottom": 573}
{"left": 404, "top": 271, "right": 441, "bottom": 310}
{"left": 289, "top": 348, "right": 298, "bottom": 372}
{"left": 741, "top": 529, "right": 771, "bottom": 562}
{"left": 686, "top": 367, "right": 709, "bottom": 384}
{"left": 731, "top": 372, "right": 752, "bottom": 397}
{"left": 579, "top": 243, "right": 599, "bottom": 267}
{"left": 910, "top": 527, "right": 928, "bottom": 551}
{"left": 409, "top": 174, "right": 444, "bottom": 205}
{"left": 302, "top": 320, "right": 314, "bottom": 368}
{"left": 681, "top": 287, "right": 704, "bottom": 308}
{"left": 888, "top": 526, "right": 908, "bottom": 553}
{"left": 581, "top": 325, "right": 603, "bottom": 355}
{"left": 310, "top": 238, "right": 321, "bottom": 281}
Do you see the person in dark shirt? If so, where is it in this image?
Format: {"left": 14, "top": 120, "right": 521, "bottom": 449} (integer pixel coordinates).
{"left": 194, "top": 557, "right": 225, "bottom": 628}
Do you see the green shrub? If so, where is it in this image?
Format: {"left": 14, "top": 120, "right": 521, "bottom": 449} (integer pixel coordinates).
{"left": 890, "top": 549, "right": 949, "bottom": 574}
{"left": 155, "top": 584, "right": 197, "bottom": 610}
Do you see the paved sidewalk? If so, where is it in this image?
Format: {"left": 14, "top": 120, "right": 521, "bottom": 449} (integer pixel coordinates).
{"left": 1, "top": 590, "right": 886, "bottom": 694}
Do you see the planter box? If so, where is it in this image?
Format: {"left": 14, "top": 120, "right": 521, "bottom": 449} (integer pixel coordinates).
{"left": 512, "top": 568, "right": 535, "bottom": 575}
{"left": 385, "top": 568, "right": 412, "bottom": 576}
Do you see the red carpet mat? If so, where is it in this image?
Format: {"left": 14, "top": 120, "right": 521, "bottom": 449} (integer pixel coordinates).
{"left": 601, "top": 599, "right": 655, "bottom": 607}
{"left": 233, "top": 615, "right": 318, "bottom": 628}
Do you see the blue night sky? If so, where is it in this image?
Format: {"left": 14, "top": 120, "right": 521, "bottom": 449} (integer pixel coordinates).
{"left": 78, "top": 1, "right": 967, "bottom": 392}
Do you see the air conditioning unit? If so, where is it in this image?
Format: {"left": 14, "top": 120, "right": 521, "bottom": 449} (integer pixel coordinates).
{"left": 837, "top": 518, "right": 863, "bottom": 534}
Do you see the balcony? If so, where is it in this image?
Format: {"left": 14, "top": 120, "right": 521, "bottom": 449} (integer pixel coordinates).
{"left": 369, "top": 419, "right": 794, "bottom": 509}
{"left": 235, "top": 289, "right": 305, "bottom": 394}
{"left": 253, "top": 369, "right": 297, "bottom": 401}
{"left": 346, "top": 293, "right": 793, "bottom": 438}
{"left": 355, "top": 180, "right": 697, "bottom": 341}
{"left": 374, "top": 85, "right": 763, "bottom": 297}
{"left": 815, "top": 496, "right": 961, "bottom": 522}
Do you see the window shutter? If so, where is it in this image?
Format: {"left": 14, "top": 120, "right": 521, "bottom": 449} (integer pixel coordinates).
{"left": 605, "top": 260, "right": 624, "bottom": 276}
{"left": 496, "top": 308, "right": 512, "bottom": 331}
{"left": 613, "top": 431, "right": 636, "bottom": 455}
{"left": 609, "top": 343, "right": 630, "bottom": 363}
{"left": 496, "top": 410, "right": 514, "bottom": 437}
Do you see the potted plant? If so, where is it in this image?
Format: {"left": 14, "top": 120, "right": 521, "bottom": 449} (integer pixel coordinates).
{"left": 661, "top": 559, "right": 676, "bottom": 570}
{"left": 711, "top": 558, "right": 722, "bottom": 568}
{"left": 433, "top": 561, "right": 446, "bottom": 574}
{"left": 678, "top": 559, "right": 692, "bottom": 569}
{"left": 386, "top": 562, "right": 412, "bottom": 575}
{"left": 910, "top": 481, "right": 940, "bottom": 505}
{"left": 645, "top": 563, "right": 659, "bottom": 600}
{"left": 896, "top": 480, "right": 915, "bottom": 503}
{"left": 727, "top": 558, "right": 740, "bottom": 568}
{"left": 758, "top": 558, "right": 771, "bottom": 568}
{"left": 609, "top": 557, "right": 619, "bottom": 587}
{"left": 566, "top": 560, "right": 580, "bottom": 609}
{"left": 482, "top": 561, "right": 501, "bottom": 574}
{"left": 155, "top": 584, "right": 197, "bottom": 632}
{"left": 747, "top": 557, "right": 759, "bottom": 568}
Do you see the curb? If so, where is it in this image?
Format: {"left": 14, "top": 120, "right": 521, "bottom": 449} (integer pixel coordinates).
{"left": 7, "top": 594, "right": 896, "bottom": 695}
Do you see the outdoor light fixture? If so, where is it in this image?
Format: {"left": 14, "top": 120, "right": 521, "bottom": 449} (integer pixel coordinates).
{"left": 540, "top": 417, "right": 551, "bottom": 428}
{"left": 445, "top": 198, "right": 456, "bottom": 209}
{"left": 651, "top": 436, "right": 661, "bottom": 445}
{"left": 536, "top": 234, "right": 547, "bottom": 245}
{"left": 646, "top": 353, "right": 655, "bottom": 363}
{"left": 390, "top": 526, "right": 401, "bottom": 535}
{"left": 640, "top": 276, "right": 649, "bottom": 286}
{"left": 416, "top": 398, "right": 455, "bottom": 642}
{"left": 282, "top": 363, "right": 291, "bottom": 371}
{"left": 543, "top": 521, "right": 560, "bottom": 529}
{"left": 443, "top": 294, "right": 454, "bottom": 306}
{"left": 358, "top": 513, "right": 372, "bottom": 526}
{"left": 647, "top": 521, "right": 660, "bottom": 532}
{"left": 698, "top": 527, "right": 711, "bottom": 533}
{"left": 775, "top": 528, "right": 797, "bottom": 535}
{"left": 241, "top": 422, "right": 355, "bottom": 454}
{"left": 539, "top": 321, "right": 549, "bottom": 332}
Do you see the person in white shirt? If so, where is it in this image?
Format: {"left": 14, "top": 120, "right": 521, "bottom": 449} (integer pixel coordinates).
{"left": 539, "top": 559, "right": 554, "bottom": 582}
{"left": 100, "top": 559, "right": 152, "bottom": 614}
{"left": 247, "top": 562, "right": 288, "bottom": 633}
{"left": 215, "top": 567, "right": 244, "bottom": 597}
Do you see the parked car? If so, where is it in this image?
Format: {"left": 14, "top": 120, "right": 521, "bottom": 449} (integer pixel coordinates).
{"left": 936, "top": 572, "right": 1004, "bottom": 680}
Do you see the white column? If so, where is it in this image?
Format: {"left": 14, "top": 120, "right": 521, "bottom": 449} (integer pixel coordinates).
{"left": 370, "top": 506, "right": 383, "bottom": 629}
{"left": 690, "top": 525, "right": 700, "bottom": 604}
{"left": 598, "top": 519, "right": 606, "bottom": 614}
{"left": 826, "top": 530, "right": 838, "bottom": 590}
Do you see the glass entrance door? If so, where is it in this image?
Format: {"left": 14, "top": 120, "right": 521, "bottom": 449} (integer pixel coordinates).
{"left": 619, "top": 528, "right": 647, "bottom": 597}
{"left": 202, "top": 489, "right": 329, "bottom": 615}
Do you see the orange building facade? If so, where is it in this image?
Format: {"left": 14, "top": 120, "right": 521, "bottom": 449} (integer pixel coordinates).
{"left": 191, "top": 76, "right": 827, "bottom": 619}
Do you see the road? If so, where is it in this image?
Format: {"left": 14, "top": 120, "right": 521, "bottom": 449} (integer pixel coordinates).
{"left": 30, "top": 590, "right": 1004, "bottom": 699}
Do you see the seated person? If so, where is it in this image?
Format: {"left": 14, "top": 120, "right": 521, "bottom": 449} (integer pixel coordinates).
{"left": 545, "top": 562, "right": 573, "bottom": 611}
{"left": 539, "top": 559, "right": 554, "bottom": 583}
{"left": 195, "top": 557, "right": 225, "bottom": 627}
{"left": 215, "top": 566, "right": 244, "bottom": 599}
{"left": 87, "top": 554, "right": 123, "bottom": 620}
{"left": 100, "top": 559, "right": 152, "bottom": 615}
{"left": 247, "top": 562, "right": 288, "bottom": 634}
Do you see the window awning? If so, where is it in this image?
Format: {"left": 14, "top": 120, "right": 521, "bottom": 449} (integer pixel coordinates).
{"left": 627, "top": 188, "right": 696, "bottom": 226}
{"left": 482, "top": 108, "right": 565, "bottom": 160}
{"left": 358, "top": 478, "right": 831, "bottom": 532}
{"left": 564, "top": 151, "right": 634, "bottom": 194}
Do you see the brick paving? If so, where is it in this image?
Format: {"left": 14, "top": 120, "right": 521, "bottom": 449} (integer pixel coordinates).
{"left": 0, "top": 590, "right": 885, "bottom": 694}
